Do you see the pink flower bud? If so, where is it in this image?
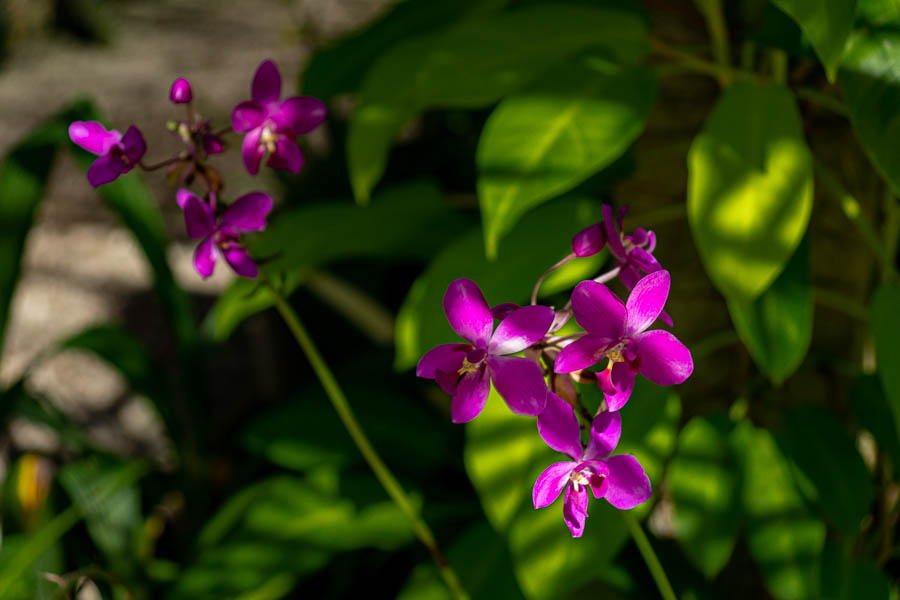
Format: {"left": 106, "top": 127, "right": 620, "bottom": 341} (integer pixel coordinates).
{"left": 572, "top": 223, "right": 606, "bottom": 257}
{"left": 169, "top": 78, "right": 193, "bottom": 104}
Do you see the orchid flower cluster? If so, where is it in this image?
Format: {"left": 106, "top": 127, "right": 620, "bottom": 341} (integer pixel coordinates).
{"left": 417, "top": 207, "right": 694, "bottom": 537}
{"left": 68, "top": 60, "right": 326, "bottom": 279}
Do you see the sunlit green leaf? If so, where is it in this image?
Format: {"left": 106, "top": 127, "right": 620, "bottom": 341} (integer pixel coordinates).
{"left": 477, "top": 60, "right": 657, "bottom": 258}
{"left": 348, "top": 4, "right": 648, "bottom": 202}
{"left": 688, "top": 82, "right": 813, "bottom": 302}
{"left": 464, "top": 380, "right": 679, "bottom": 599}
{"left": 855, "top": 0, "right": 900, "bottom": 26}
{"left": 667, "top": 414, "right": 740, "bottom": 578}
{"left": 775, "top": 405, "right": 873, "bottom": 537}
{"left": 771, "top": 0, "right": 856, "bottom": 81}
{"left": 726, "top": 236, "right": 812, "bottom": 384}
{"left": 840, "top": 31, "right": 900, "bottom": 196}
{"left": 870, "top": 282, "right": 900, "bottom": 436}
{"left": 733, "top": 421, "right": 825, "bottom": 600}
{"left": 394, "top": 196, "right": 603, "bottom": 371}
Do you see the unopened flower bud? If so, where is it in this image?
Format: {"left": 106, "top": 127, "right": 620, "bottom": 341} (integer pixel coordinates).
{"left": 572, "top": 223, "right": 606, "bottom": 257}
{"left": 170, "top": 78, "right": 193, "bottom": 104}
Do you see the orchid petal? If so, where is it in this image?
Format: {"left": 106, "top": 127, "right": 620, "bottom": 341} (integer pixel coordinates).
{"left": 603, "top": 454, "right": 651, "bottom": 510}
{"left": 68, "top": 121, "right": 121, "bottom": 155}
{"left": 490, "top": 303, "right": 519, "bottom": 321}
{"left": 602, "top": 204, "right": 627, "bottom": 260}
{"left": 443, "top": 278, "right": 492, "bottom": 346}
{"left": 488, "top": 356, "right": 547, "bottom": 416}
{"left": 585, "top": 461, "right": 611, "bottom": 498}
{"left": 625, "top": 270, "right": 670, "bottom": 336}
{"left": 273, "top": 96, "right": 327, "bottom": 134}
{"left": 604, "top": 362, "right": 636, "bottom": 412}
{"left": 223, "top": 246, "right": 259, "bottom": 278}
{"left": 629, "top": 246, "right": 661, "bottom": 274}
{"left": 222, "top": 192, "right": 272, "bottom": 232}
{"left": 232, "top": 101, "right": 265, "bottom": 133}
{"left": 241, "top": 127, "right": 265, "bottom": 175}
{"left": 451, "top": 370, "right": 490, "bottom": 423}
{"left": 266, "top": 138, "right": 303, "bottom": 173}
{"left": 416, "top": 344, "right": 468, "bottom": 379}
{"left": 120, "top": 126, "right": 146, "bottom": 163}
{"left": 570, "top": 280, "right": 626, "bottom": 339}
{"left": 563, "top": 485, "right": 589, "bottom": 537}
{"left": 193, "top": 237, "right": 218, "bottom": 279}
{"left": 183, "top": 196, "right": 216, "bottom": 239}
{"left": 86, "top": 155, "right": 126, "bottom": 187}
{"left": 584, "top": 410, "right": 622, "bottom": 460}
{"left": 572, "top": 223, "right": 606, "bottom": 257}
{"left": 175, "top": 188, "right": 199, "bottom": 209}
{"left": 537, "top": 392, "right": 583, "bottom": 460}
{"left": 533, "top": 462, "right": 575, "bottom": 508}
{"left": 251, "top": 59, "right": 281, "bottom": 104}
{"left": 635, "top": 329, "right": 693, "bottom": 385}
{"left": 554, "top": 334, "right": 613, "bottom": 374}
{"left": 489, "top": 305, "right": 554, "bottom": 355}
{"left": 202, "top": 134, "right": 225, "bottom": 155}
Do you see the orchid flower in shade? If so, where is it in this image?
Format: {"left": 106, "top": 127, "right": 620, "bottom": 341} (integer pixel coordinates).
{"left": 554, "top": 270, "right": 692, "bottom": 411}
{"left": 534, "top": 393, "right": 651, "bottom": 537}
{"left": 68, "top": 121, "right": 146, "bottom": 187}
{"left": 416, "top": 279, "right": 554, "bottom": 423}
{"left": 177, "top": 189, "right": 272, "bottom": 279}
{"left": 231, "top": 59, "right": 327, "bottom": 175}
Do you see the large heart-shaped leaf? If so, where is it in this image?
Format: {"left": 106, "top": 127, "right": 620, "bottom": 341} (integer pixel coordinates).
{"left": 477, "top": 60, "right": 657, "bottom": 258}
{"left": 771, "top": 0, "right": 856, "bottom": 81}
{"left": 688, "top": 82, "right": 813, "bottom": 302}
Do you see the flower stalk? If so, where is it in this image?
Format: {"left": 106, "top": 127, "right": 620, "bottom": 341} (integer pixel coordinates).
{"left": 623, "top": 511, "right": 678, "bottom": 600}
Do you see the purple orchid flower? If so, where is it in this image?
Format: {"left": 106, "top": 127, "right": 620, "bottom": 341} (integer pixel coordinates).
{"left": 232, "top": 59, "right": 327, "bottom": 175}
{"left": 554, "top": 270, "right": 692, "bottom": 411}
{"left": 177, "top": 189, "right": 272, "bottom": 279}
{"left": 68, "top": 121, "right": 146, "bottom": 187}
{"left": 416, "top": 279, "right": 553, "bottom": 423}
{"left": 534, "top": 392, "right": 651, "bottom": 537}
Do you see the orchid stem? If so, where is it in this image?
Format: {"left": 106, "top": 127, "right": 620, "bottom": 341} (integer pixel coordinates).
{"left": 139, "top": 156, "right": 182, "bottom": 171}
{"left": 531, "top": 254, "right": 575, "bottom": 305}
{"left": 622, "top": 511, "right": 678, "bottom": 600}
{"left": 264, "top": 281, "right": 469, "bottom": 600}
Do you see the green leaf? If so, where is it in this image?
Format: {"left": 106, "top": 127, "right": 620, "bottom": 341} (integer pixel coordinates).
{"left": 394, "top": 196, "right": 604, "bottom": 371}
{"left": 348, "top": 3, "right": 648, "bottom": 202}
{"left": 687, "top": 82, "right": 813, "bottom": 302}
{"left": 726, "top": 236, "right": 812, "bottom": 384}
{"left": 775, "top": 405, "right": 873, "bottom": 537}
{"left": 856, "top": 0, "right": 900, "bottom": 26}
{"left": 477, "top": 60, "right": 657, "bottom": 258}
{"left": 851, "top": 375, "right": 900, "bottom": 479}
{"left": 733, "top": 421, "right": 825, "bottom": 600}
{"left": 464, "top": 380, "right": 679, "bottom": 600}
{"left": 820, "top": 545, "right": 891, "bottom": 600}
{"left": 840, "top": 31, "right": 900, "bottom": 196}
{"left": 870, "top": 282, "right": 900, "bottom": 437}
{"left": 205, "top": 181, "right": 467, "bottom": 341}
{"left": 771, "top": 0, "right": 856, "bottom": 81}
{"left": 667, "top": 414, "right": 741, "bottom": 578}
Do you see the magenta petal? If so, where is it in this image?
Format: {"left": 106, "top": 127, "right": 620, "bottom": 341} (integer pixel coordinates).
{"left": 169, "top": 77, "right": 193, "bottom": 103}
{"left": 274, "top": 96, "right": 327, "bottom": 134}
{"left": 570, "top": 280, "right": 626, "bottom": 339}
{"left": 604, "top": 362, "right": 636, "bottom": 412}
{"left": 491, "top": 303, "right": 519, "bottom": 321}
{"left": 68, "top": 121, "right": 121, "bottom": 155}
{"left": 183, "top": 196, "right": 216, "bottom": 239}
{"left": 175, "top": 188, "right": 198, "bottom": 209}
{"left": 252, "top": 59, "right": 282, "bottom": 104}
{"left": 222, "top": 192, "right": 272, "bottom": 232}
{"left": 241, "top": 128, "right": 265, "bottom": 176}
{"left": 416, "top": 344, "right": 467, "bottom": 379}
{"left": 533, "top": 462, "right": 576, "bottom": 508}
{"left": 193, "top": 237, "right": 218, "bottom": 279}
{"left": 584, "top": 410, "right": 622, "bottom": 460}
{"left": 232, "top": 101, "right": 266, "bottom": 133}
{"left": 629, "top": 246, "right": 661, "bottom": 274}
{"left": 635, "top": 329, "right": 693, "bottom": 385}
{"left": 572, "top": 223, "right": 606, "bottom": 257}
{"left": 489, "top": 305, "right": 554, "bottom": 355}
{"left": 585, "top": 462, "right": 611, "bottom": 498}
{"left": 625, "top": 270, "right": 670, "bottom": 336}
{"left": 266, "top": 138, "right": 303, "bottom": 173}
{"left": 443, "top": 278, "right": 493, "bottom": 346}
{"left": 488, "top": 355, "right": 547, "bottom": 416}
{"left": 121, "top": 126, "right": 146, "bottom": 163}
{"left": 554, "top": 334, "right": 613, "bottom": 374}
{"left": 603, "top": 454, "right": 651, "bottom": 510}
{"left": 602, "top": 204, "right": 627, "bottom": 260}
{"left": 203, "top": 134, "right": 225, "bottom": 155}
{"left": 451, "top": 370, "right": 490, "bottom": 423}
{"left": 224, "top": 246, "right": 259, "bottom": 278}
{"left": 86, "top": 155, "right": 126, "bottom": 187}
{"left": 563, "top": 485, "right": 589, "bottom": 537}
{"left": 537, "top": 392, "right": 583, "bottom": 461}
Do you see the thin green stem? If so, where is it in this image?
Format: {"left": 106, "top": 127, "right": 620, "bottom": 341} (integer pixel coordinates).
{"left": 812, "top": 287, "right": 868, "bottom": 322}
{"left": 768, "top": 49, "right": 788, "bottom": 84}
{"left": 264, "top": 281, "right": 469, "bottom": 600}
{"left": 795, "top": 87, "right": 849, "bottom": 116}
{"left": 693, "top": 0, "right": 731, "bottom": 86}
{"left": 622, "top": 511, "right": 678, "bottom": 600}
{"left": 651, "top": 38, "right": 750, "bottom": 84}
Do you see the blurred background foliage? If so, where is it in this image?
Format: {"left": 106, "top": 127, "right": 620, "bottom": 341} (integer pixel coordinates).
{"left": 0, "top": 0, "right": 898, "bottom": 598}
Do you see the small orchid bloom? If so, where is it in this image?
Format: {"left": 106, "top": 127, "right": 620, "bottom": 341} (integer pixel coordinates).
{"left": 554, "top": 270, "right": 692, "bottom": 411}
{"left": 232, "top": 59, "right": 327, "bottom": 175}
{"left": 170, "top": 78, "right": 193, "bottom": 104}
{"left": 68, "top": 121, "right": 146, "bottom": 187}
{"left": 533, "top": 393, "right": 651, "bottom": 537}
{"left": 177, "top": 189, "right": 272, "bottom": 279}
{"left": 416, "top": 279, "right": 553, "bottom": 423}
